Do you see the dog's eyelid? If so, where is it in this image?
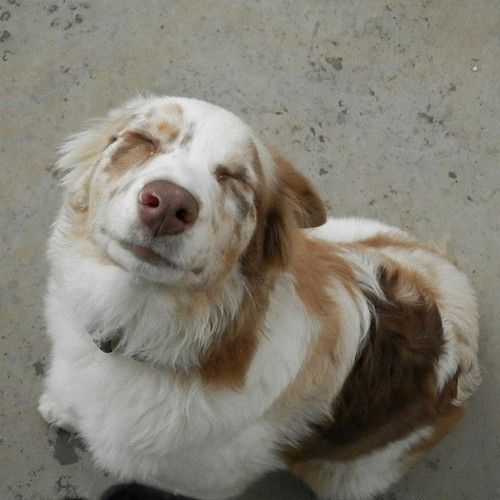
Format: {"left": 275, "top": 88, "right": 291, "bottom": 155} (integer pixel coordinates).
{"left": 215, "top": 164, "right": 250, "bottom": 184}
{"left": 125, "top": 130, "right": 159, "bottom": 147}
{"left": 215, "top": 165, "right": 233, "bottom": 182}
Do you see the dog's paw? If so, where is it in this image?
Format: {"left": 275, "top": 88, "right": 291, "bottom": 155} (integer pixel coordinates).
{"left": 38, "top": 392, "right": 78, "bottom": 432}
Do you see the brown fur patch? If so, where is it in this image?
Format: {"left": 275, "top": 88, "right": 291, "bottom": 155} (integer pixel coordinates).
{"left": 271, "top": 148, "right": 327, "bottom": 228}
{"left": 358, "top": 233, "right": 422, "bottom": 250}
{"left": 261, "top": 202, "right": 297, "bottom": 269}
{"left": 242, "top": 146, "right": 326, "bottom": 272}
{"left": 267, "top": 238, "right": 356, "bottom": 426}
{"left": 353, "top": 232, "right": 448, "bottom": 260}
{"left": 105, "top": 132, "right": 157, "bottom": 178}
{"left": 159, "top": 103, "right": 184, "bottom": 143}
{"left": 274, "top": 239, "right": 357, "bottom": 421}
{"left": 215, "top": 165, "right": 253, "bottom": 222}
{"left": 157, "top": 121, "right": 180, "bottom": 142}
{"left": 198, "top": 144, "right": 320, "bottom": 387}
{"left": 199, "top": 320, "right": 258, "bottom": 389}
{"left": 222, "top": 225, "right": 245, "bottom": 271}
{"left": 198, "top": 146, "right": 289, "bottom": 385}
{"left": 214, "top": 144, "right": 262, "bottom": 238}
{"left": 199, "top": 272, "right": 276, "bottom": 388}
{"left": 234, "top": 144, "right": 281, "bottom": 274}
{"left": 239, "top": 145, "right": 328, "bottom": 273}
{"left": 285, "top": 264, "right": 450, "bottom": 464}
{"left": 293, "top": 238, "right": 357, "bottom": 317}
{"left": 215, "top": 164, "right": 251, "bottom": 186}
{"left": 198, "top": 145, "right": 327, "bottom": 387}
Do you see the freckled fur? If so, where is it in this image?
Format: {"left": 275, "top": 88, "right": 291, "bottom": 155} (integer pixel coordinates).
{"left": 106, "top": 132, "right": 157, "bottom": 178}
{"left": 40, "top": 97, "right": 480, "bottom": 500}
{"left": 157, "top": 121, "right": 181, "bottom": 142}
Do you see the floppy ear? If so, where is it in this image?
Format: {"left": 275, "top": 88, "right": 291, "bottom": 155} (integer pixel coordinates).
{"left": 262, "top": 196, "right": 296, "bottom": 269}
{"left": 50, "top": 96, "right": 151, "bottom": 189}
{"left": 51, "top": 106, "right": 135, "bottom": 186}
{"left": 50, "top": 99, "right": 145, "bottom": 213}
{"left": 261, "top": 149, "right": 327, "bottom": 269}
{"left": 271, "top": 149, "right": 327, "bottom": 228}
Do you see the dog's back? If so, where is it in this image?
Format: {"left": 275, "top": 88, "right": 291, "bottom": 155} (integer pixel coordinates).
{"left": 284, "top": 218, "right": 480, "bottom": 499}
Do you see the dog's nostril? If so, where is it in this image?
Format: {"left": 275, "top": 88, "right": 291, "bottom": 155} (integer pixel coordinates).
{"left": 175, "top": 208, "right": 188, "bottom": 222}
{"left": 147, "top": 197, "right": 160, "bottom": 208}
{"left": 140, "top": 192, "right": 161, "bottom": 208}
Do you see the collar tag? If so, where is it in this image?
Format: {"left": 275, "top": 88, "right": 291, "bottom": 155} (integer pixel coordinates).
{"left": 88, "top": 325, "right": 123, "bottom": 354}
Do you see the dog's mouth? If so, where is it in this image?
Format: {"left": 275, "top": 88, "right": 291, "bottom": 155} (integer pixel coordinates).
{"left": 119, "top": 240, "right": 181, "bottom": 270}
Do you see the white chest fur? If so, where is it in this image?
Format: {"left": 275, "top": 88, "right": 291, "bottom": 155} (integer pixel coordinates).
{"left": 42, "top": 228, "right": 326, "bottom": 497}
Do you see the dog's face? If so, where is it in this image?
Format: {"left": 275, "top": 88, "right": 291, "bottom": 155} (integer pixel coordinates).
{"left": 56, "top": 97, "right": 326, "bottom": 286}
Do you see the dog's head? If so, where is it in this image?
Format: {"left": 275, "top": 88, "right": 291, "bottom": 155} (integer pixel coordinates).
{"left": 54, "top": 96, "right": 326, "bottom": 286}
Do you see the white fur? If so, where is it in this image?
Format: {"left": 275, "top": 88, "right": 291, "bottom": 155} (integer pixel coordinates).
{"left": 299, "top": 426, "right": 434, "bottom": 500}
{"left": 42, "top": 252, "right": 315, "bottom": 498}
{"left": 40, "top": 98, "right": 479, "bottom": 499}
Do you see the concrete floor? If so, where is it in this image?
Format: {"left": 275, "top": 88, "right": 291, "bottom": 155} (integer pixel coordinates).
{"left": 0, "top": 1, "right": 498, "bottom": 499}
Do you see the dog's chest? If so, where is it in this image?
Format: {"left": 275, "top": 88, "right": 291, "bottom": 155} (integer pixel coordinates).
{"left": 68, "top": 351, "right": 281, "bottom": 485}
{"left": 49, "top": 263, "right": 326, "bottom": 483}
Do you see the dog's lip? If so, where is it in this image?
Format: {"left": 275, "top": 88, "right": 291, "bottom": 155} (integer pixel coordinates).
{"left": 119, "top": 240, "right": 181, "bottom": 269}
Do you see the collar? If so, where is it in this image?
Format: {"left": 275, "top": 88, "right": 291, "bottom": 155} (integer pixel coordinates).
{"left": 87, "top": 325, "right": 148, "bottom": 363}
{"left": 87, "top": 325, "right": 123, "bottom": 353}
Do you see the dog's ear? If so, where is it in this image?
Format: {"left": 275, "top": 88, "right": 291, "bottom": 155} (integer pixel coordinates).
{"left": 50, "top": 99, "right": 145, "bottom": 186}
{"left": 50, "top": 99, "right": 145, "bottom": 213}
{"left": 262, "top": 196, "right": 296, "bottom": 269}
{"left": 271, "top": 149, "right": 327, "bottom": 228}
{"left": 261, "top": 149, "right": 326, "bottom": 269}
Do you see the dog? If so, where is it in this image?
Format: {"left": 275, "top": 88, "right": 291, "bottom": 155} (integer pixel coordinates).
{"left": 39, "top": 96, "right": 480, "bottom": 499}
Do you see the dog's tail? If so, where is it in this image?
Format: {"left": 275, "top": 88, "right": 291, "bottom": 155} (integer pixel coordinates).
{"left": 437, "top": 264, "right": 481, "bottom": 406}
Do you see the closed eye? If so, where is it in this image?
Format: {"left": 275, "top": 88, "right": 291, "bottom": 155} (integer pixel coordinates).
{"left": 215, "top": 165, "right": 249, "bottom": 184}
{"left": 215, "top": 166, "right": 232, "bottom": 183}
{"left": 125, "top": 131, "right": 159, "bottom": 148}
{"left": 107, "top": 131, "right": 158, "bottom": 152}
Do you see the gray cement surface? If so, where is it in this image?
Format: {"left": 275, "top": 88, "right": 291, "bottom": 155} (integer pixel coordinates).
{"left": 0, "top": 1, "right": 498, "bottom": 499}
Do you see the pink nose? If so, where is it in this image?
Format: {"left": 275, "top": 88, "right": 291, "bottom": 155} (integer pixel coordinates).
{"left": 138, "top": 180, "right": 199, "bottom": 236}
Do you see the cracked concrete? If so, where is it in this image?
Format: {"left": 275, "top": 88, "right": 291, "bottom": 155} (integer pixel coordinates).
{"left": 0, "top": 1, "right": 498, "bottom": 499}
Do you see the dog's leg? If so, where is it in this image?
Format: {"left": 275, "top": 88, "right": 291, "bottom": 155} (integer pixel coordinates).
{"left": 38, "top": 392, "right": 79, "bottom": 432}
{"left": 38, "top": 354, "right": 80, "bottom": 433}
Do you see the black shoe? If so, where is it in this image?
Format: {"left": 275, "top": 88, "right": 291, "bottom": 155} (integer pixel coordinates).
{"left": 100, "top": 482, "right": 192, "bottom": 500}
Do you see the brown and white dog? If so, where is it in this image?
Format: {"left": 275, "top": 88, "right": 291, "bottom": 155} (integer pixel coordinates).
{"left": 39, "top": 96, "right": 480, "bottom": 499}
